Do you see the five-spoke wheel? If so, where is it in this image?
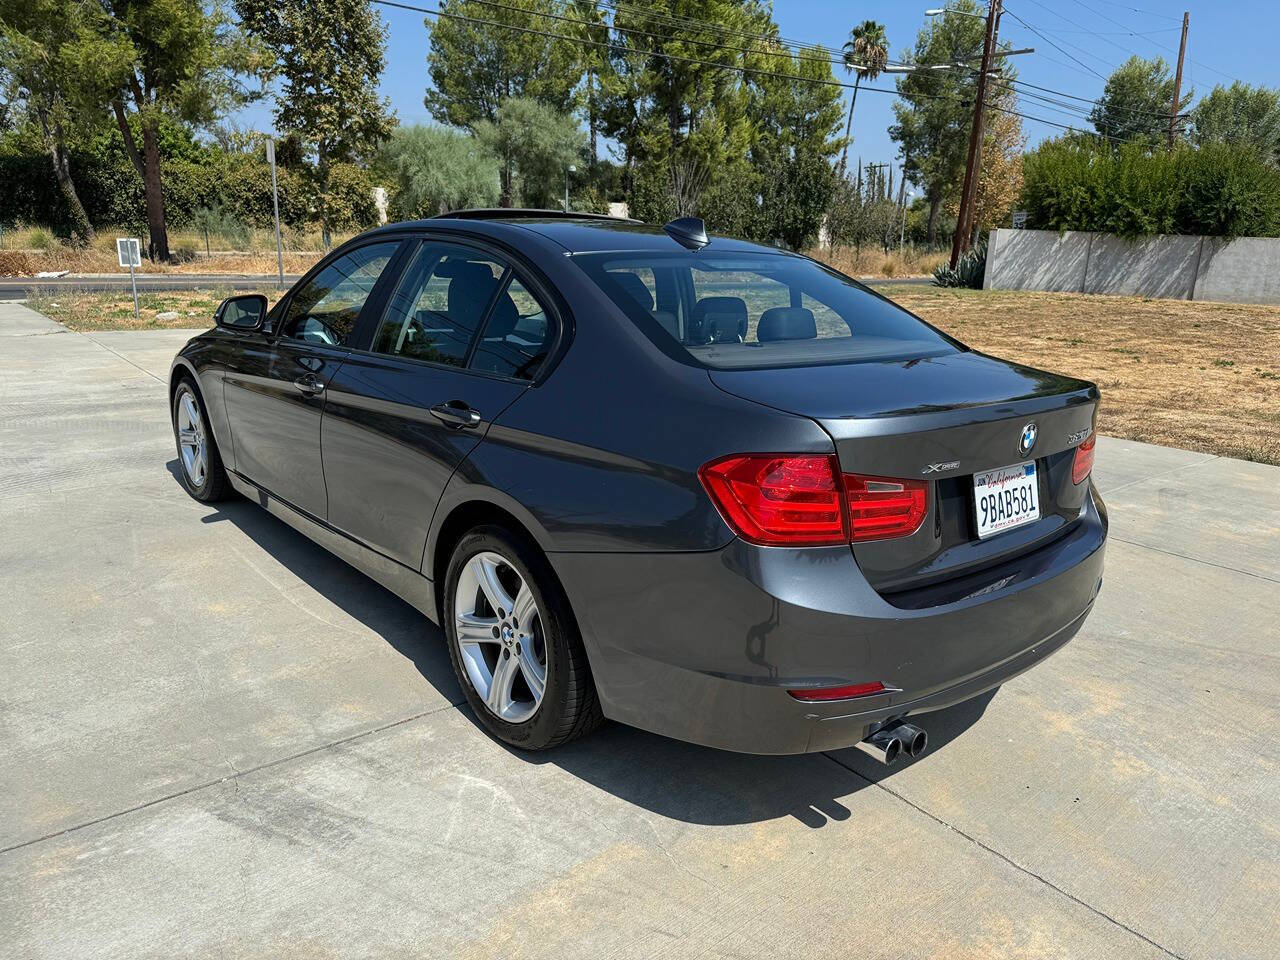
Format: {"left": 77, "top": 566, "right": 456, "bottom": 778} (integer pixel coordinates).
{"left": 453, "top": 550, "right": 548, "bottom": 723}
{"left": 171, "top": 378, "right": 228, "bottom": 502}
{"left": 443, "top": 526, "right": 602, "bottom": 750}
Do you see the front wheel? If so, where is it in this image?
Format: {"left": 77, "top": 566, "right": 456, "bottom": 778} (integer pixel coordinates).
{"left": 443, "top": 526, "right": 602, "bottom": 750}
{"left": 172, "top": 378, "right": 229, "bottom": 502}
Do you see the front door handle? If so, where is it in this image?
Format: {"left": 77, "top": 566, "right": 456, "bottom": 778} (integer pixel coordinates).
{"left": 430, "top": 401, "right": 483, "bottom": 429}
{"left": 295, "top": 373, "right": 325, "bottom": 396}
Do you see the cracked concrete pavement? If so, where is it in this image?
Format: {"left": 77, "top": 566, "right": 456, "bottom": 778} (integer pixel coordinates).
{"left": 1, "top": 302, "right": 1276, "bottom": 959}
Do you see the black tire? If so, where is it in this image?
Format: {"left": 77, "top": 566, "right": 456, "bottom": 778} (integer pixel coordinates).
{"left": 443, "top": 525, "right": 602, "bottom": 750}
{"left": 171, "top": 376, "right": 230, "bottom": 502}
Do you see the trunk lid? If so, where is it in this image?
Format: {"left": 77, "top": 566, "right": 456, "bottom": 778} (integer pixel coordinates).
{"left": 709, "top": 351, "right": 1099, "bottom": 599}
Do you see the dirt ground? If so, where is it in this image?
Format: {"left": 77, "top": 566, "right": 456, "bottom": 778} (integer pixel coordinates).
{"left": 885, "top": 286, "right": 1280, "bottom": 465}
{"left": 26, "top": 285, "right": 1280, "bottom": 465}
{"left": 27, "top": 289, "right": 265, "bottom": 332}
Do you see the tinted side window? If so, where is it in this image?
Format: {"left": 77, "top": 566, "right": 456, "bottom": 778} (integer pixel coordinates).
{"left": 281, "top": 242, "right": 399, "bottom": 345}
{"left": 470, "top": 276, "right": 553, "bottom": 379}
{"left": 371, "top": 243, "right": 507, "bottom": 368}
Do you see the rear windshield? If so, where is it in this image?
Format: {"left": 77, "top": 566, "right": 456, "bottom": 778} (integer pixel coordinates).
{"left": 573, "top": 251, "right": 960, "bottom": 369}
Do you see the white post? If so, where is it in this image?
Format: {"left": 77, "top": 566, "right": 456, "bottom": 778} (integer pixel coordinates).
{"left": 267, "top": 139, "right": 284, "bottom": 289}
{"left": 129, "top": 261, "right": 139, "bottom": 321}
{"left": 118, "top": 237, "right": 141, "bottom": 320}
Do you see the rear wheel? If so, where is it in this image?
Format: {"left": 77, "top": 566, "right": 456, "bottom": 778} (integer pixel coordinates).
{"left": 172, "top": 378, "right": 229, "bottom": 502}
{"left": 443, "top": 525, "right": 602, "bottom": 750}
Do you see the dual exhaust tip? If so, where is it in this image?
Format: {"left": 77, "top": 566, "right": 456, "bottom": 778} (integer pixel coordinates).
{"left": 853, "top": 721, "right": 928, "bottom": 766}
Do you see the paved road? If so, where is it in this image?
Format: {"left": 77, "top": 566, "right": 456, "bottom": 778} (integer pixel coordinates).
{"left": 1, "top": 303, "right": 1276, "bottom": 960}
{"left": 0, "top": 273, "right": 298, "bottom": 298}
{"left": 0, "top": 273, "right": 931, "bottom": 298}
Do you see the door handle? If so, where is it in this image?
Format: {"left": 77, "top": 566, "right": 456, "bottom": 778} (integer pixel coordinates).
{"left": 294, "top": 374, "right": 325, "bottom": 396}
{"left": 430, "top": 401, "right": 483, "bottom": 429}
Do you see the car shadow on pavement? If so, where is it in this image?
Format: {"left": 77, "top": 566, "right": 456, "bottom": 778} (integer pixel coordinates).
{"left": 176, "top": 461, "right": 997, "bottom": 830}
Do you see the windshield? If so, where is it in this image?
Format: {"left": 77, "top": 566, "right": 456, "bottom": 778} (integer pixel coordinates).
{"left": 573, "top": 251, "right": 960, "bottom": 369}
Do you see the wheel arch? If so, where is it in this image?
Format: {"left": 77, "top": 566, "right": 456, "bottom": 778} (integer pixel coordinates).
{"left": 428, "top": 490, "right": 560, "bottom": 625}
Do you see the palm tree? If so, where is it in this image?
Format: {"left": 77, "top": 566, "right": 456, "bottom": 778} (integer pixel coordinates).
{"left": 839, "top": 20, "right": 890, "bottom": 178}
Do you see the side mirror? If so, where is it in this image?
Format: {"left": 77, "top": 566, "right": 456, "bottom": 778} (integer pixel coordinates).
{"left": 215, "top": 294, "right": 268, "bottom": 332}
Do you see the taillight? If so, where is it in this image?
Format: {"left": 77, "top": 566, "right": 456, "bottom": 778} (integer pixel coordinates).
{"left": 698, "top": 454, "right": 847, "bottom": 546}
{"left": 844, "top": 474, "right": 929, "bottom": 542}
{"left": 699, "top": 455, "right": 930, "bottom": 547}
{"left": 787, "top": 681, "right": 887, "bottom": 702}
{"left": 1072, "top": 433, "right": 1096, "bottom": 485}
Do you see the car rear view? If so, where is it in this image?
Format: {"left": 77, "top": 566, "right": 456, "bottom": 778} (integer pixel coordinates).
{"left": 568, "top": 241, "right": 1107, "bottom": 757}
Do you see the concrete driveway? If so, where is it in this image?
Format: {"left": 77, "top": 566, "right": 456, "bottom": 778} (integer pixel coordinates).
{"left": 2, "top": 302, "right": 1276, "bottom": 960}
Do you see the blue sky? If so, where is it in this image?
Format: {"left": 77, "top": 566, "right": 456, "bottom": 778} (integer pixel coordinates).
{"left": 236, "top": 0, "right": 1277, "bottom": 186}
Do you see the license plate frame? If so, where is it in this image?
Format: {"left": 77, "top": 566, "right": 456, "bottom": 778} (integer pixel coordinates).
{"left": 973, "top": 460, "right": 1040, "bottom": 539}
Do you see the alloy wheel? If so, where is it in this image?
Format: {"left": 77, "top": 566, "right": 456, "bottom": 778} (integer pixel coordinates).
{"left": 453, "top": 551, "right": 548, "bottom": 723}
{"left": 175, "top": 388, "right": 208, "bottom": 488}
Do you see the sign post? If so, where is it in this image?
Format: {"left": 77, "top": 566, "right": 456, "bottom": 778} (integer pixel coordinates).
{"left": 266, "top": 139, "right": 284, "bottom": 288}
{"left": 116, "top": 237, "right": 141, "bottom": 320}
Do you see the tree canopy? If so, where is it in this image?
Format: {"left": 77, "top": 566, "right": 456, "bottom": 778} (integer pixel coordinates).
{"left": 1190, "top": 82, "right": 1280, "bottom": 165}
{"left": 236, "top": 0, "right": 395, "bottom": 246}
{"left": 1089, "top": 55, "right": 1192, "bottom": 145}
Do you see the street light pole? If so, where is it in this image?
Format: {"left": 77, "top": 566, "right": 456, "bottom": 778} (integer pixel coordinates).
{"left": 565, "top": 164, "right": 576, "bottom": 212}
{"left": 947, "top": 0, "right": 1001, "bottom": 269}
{"left": 266, "top": 138, "right": 284, "bottom": 289}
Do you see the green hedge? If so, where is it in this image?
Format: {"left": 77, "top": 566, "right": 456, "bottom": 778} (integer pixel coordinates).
{"left": 1020, "top": 138, "right": 1280, "bottom": 239}
{"left": 0, "top": 148, "right": 381, "bottom": 236}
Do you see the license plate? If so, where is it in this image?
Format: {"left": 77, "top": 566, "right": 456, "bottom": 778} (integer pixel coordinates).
{"left": 973, "top": 461, "right": 1040, "bottom": 538}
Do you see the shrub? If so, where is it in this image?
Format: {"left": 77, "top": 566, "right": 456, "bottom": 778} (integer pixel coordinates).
{"left": 933, "top": 241, "right": 986, "bottom": 288}
{"left": 0, "top": 251, "right": 35, "bottom": 276}
{"left": 1020, "top": 137, "right": 1280, "bottom": 238}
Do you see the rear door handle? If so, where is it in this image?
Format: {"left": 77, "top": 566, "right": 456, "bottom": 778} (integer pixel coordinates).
{"left": 295, "top": 374, "right": 325, "bottom": 396}
{"left": 430, "top": 401, "right": 483, "bottom": 429}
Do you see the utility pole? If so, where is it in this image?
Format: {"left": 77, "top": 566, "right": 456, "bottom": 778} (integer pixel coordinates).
{"left": 1168, "top": 11, "right": 1189, "bottom": 147}
{"left": 951, "top": 0, "right": 1001, "bottom": 269}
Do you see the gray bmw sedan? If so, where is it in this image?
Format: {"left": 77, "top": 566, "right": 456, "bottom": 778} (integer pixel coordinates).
{"left": 169, "top": 210, "right": 1106, "bottom": 762}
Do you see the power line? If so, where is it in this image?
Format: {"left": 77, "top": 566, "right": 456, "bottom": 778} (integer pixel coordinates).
{"left": 1070, "top": 0, "right": 1183, "bottom": 22}
{"left": 1064, "top": 0, "right": 1240, "bottom": 84}
{"left": 1000, "top": 7, "right": 1110, "bottom": 81}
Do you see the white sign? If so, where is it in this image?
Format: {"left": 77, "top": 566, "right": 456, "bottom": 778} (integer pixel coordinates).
{"left": 1011, "top": 211, "right": 1028, "bottom": 229}
{"left": 116, "top": 237, "right": 141, "bottom": 268}
{"left": 265, "top": 138, "right": 275, "bottom": 165}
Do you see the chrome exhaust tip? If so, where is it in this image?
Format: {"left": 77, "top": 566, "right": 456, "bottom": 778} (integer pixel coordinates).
{"left": 854, "top": 727, "right": 902, "bottom": 765}
{"left": 889, "top": 722, "right": 928, "bottom": 759}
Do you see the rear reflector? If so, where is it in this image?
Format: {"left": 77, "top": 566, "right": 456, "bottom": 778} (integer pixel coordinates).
{"left": 788, "top": 681, "right": 887, "bottom": 702}
{"left": 700, "top": 455, "right": 931, "bottom": 547}
{"left": 844, "top": 474, "right": 929, "bottom": 542}
{"left": 1072, "top": 433, "right": 1097, "bottom": 485}
{"left": 699, "top": 454, "right": 847, "bottom": 546}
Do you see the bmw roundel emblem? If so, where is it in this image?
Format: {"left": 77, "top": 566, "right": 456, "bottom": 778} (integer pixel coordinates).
{"left": 1019, "top": 422, "right": 1038, "bottom": 457}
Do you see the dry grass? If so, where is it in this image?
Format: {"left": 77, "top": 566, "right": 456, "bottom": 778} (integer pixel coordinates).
{"left": 24, "top": 285, "right": 1280, "bottom": 465}
{"left": 1, "top": 223, "right": 340, "bottom": 276}
{"left": 882, "top": 286, "right": 1280, "bottom": 465}
{"left": 27, "top": 288, "right": 277, "bottom": 332}
{"left": 812, "top": 246, "right": 949, "bottom": 279}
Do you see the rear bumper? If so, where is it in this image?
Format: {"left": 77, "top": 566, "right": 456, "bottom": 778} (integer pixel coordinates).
{"left": 552, "top": 486, "right": 1107, "bottom": 754}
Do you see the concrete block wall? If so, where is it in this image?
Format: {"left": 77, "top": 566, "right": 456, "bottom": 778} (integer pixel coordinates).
{"left": 985, "top": 228, "right": 1280, "bottom": 305}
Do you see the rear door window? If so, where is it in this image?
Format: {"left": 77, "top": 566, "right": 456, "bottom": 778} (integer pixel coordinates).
{"left": 370, "top": 241, "right": 555, "bottom": 379}
{"left": 371, "top": 243, "right": 507, "bottom": 367}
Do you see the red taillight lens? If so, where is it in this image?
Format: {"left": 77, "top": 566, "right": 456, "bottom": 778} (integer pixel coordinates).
{"left": 700, "top": 455, "right": 931, "bottom": 546}
{"left": 788, "top": 681, "right": 887, "bottom": 702}
{"left": 1072, "top": 433, "right": 1096, "bottom": 485}
{"left": 843, "top": 473, "right": 929, "bottom": 542}
{"left": 699, "top": 454, "right": 847, "bottom": 546}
